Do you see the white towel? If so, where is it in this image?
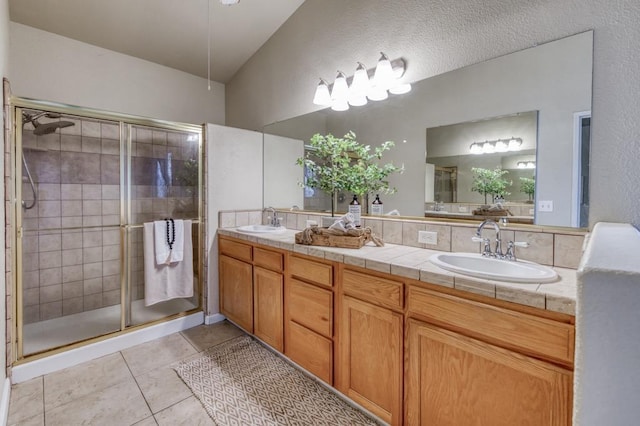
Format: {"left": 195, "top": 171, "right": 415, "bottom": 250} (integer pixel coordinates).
{"left": 154, "top": 219, "right": 184, "bottom": 264}
{"left": 144, "top": 220, "right": 194, "bottom": 306}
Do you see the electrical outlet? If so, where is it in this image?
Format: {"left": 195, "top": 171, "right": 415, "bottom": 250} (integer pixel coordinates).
{"left": 538, "top": 200, "right": 554, "bottom": 212}
{"left": 458, "top": 206, "right": 468, "bottom": 213}
{"left": 529, "top": 208, "right": 535, "bottom": 215}
{"left": 418, "top": 231, "right": 438, "bottom": 245}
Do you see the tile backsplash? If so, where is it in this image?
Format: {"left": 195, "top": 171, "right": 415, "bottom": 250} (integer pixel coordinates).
{"left": 219, "top": 209, "right": 586, "bottom": 269}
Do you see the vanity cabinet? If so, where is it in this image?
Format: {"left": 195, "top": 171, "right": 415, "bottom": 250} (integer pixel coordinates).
{"left": 406, "top": 319, "right": 572, "bottom": 426}
{"left": 219, "top": 234, "right": 575, "bottom": 426}
{"left": 253, "top": 247, "right": 285, "bottom": 352}
{"left": 219, "top": 252, "right": 253, "bottom": 333}
{"left": 406, "top": 284, "right": 574, "bottom": 425}
{"left": 285, "top": 255, "right": 334, "bottom": 384}
{"left": 337, "top": 268, "right": 404, "bottom": 426}
{"left": 219, "top": 237, "right": 284, "bottom": 350}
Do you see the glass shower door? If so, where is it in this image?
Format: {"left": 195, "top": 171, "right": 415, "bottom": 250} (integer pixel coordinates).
{"left": 18, "top": 108, "right": 123, "bottom": 356}
{"left": 126, "top": 124, "right": 201, "bottom": 326}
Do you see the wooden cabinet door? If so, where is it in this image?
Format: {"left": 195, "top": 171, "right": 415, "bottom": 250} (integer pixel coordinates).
{"left": 219, "top": 254, "right": 253, "bottom": 332}
{"left": 253, "top": 266, "right": 284, "bottom": 352}
{"left": 406, "top": 319, "right": 572, "bottom": 426}
{"left": 338, "top": 296, "right": 403, "bottom": 426}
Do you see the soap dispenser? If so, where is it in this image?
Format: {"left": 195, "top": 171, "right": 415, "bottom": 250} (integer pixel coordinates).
{"left": 371, "top": 194, "right": 383, "bottom": 215}
{"left": 349, "top": 195, "right": 361, "bottom": 227}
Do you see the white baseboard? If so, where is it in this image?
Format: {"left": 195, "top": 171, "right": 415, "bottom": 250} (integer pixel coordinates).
{"left": 12, "top": 312, "right": 204, "bottom": 384}
{"left": 0, "top": 378, "right": 10, "bottom": 426}
{"left": 205, "top": 313, "right": 226, "bottom": 325}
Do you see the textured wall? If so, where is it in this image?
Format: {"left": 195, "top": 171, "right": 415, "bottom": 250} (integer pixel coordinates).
{"left": 226, "top": 0, "right": 640, "bottom": 228}
{"left": 9, "top": 23, "right": 225, "bottom": 126}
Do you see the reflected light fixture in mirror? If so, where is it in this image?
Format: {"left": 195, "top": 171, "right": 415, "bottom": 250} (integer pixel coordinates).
{"left": 312, "top": 79, "right": 331, "bottom": 106}
{"left": 469, "top": 138, "right": 523, "bottom": 154}
{"left": 517, "top": 161, "right": 536, "bottom": 169}
{"left": 219, "top": 0, "right": 240, "bottom": 4}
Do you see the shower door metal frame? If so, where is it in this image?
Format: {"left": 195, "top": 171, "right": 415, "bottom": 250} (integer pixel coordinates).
{"left": 10, "top": 97, "right": 205, "bottom": 363}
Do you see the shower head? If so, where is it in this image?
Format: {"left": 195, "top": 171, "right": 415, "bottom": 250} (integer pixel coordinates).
{"left": 33, "top": 121, "right": 75, "bottom": 136}
{"left": 22, "top": 111, "right": 75, "bottom": 135}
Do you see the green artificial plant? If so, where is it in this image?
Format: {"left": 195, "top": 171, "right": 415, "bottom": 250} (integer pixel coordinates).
{"left": 519, "top": 176, "right": 535, "bottom": 203}
{"left": 296, "top": 131, "right": 402, "bottom": 217}
{"left": 470, "top": 167, "right": 511, "bottom": 205}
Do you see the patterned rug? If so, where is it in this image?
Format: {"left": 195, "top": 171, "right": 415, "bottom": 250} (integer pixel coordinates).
{"left": 173, "top": 335, "right": 379, "bottom": 425}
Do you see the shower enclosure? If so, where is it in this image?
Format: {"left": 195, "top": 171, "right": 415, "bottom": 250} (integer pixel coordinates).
{"left": 11, "top": 100, "right": 203, "bottom": 358}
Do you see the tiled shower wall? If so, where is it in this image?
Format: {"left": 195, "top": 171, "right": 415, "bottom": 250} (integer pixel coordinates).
{"left": 21, "top": 117, "right": 122, "bottom": 324}
{"left": 20, "top": 116, "right": 200, "bottom": 324}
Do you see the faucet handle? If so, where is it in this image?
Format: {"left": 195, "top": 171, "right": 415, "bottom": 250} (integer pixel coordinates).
{"left": 505, "top": 241, "right": 528, "bottom": 260}
{"left": 472, "top": 236, "right": 492, "bottom": 256}
{"left": 471, "top": 236, "right": 484, "bottom": 243}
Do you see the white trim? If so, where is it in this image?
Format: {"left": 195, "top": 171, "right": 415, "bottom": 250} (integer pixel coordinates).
{"left": 205, "top": 313, "right": 226, "bottom": 325}
{"left": 571, "top": 110, "right": 591, "bottom": 227}
{"left": 11, "top": 312, "right": 203, "bottom": 384}
{"left": 0, "top": 379, "right": 10, "bottom": 426}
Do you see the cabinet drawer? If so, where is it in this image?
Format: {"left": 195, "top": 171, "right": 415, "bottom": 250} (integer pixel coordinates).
{"left": 407, "top": 286, "right": 575, "bottom": 365}
{"left": 290, "top": 256, "right": 332, "bottom": 288}
{"left": 254, "top": 247, "right": 284, "bottom": 272}
{"left": 288, "top": 278, "right": 332, "bottom": 338}
{"left": 342, "top": 269, "right": 403, "bottom": 310}
{"left": 286, "top": 321, "right": 333, "bottom": 384}
{"left": 219, "top": 238, "right": 252, "bottom": 262}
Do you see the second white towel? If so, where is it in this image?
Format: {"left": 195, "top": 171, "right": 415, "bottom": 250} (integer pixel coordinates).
{"left": 154, "top": 219, "right": 184, "bottom": 265}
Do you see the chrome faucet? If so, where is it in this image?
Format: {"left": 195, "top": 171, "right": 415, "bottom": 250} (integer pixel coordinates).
{"left": 475, "top": 219, "right": 503, "bottom": 258}
{"left": 264, "top": 207, "right": 281, "bottom": 227}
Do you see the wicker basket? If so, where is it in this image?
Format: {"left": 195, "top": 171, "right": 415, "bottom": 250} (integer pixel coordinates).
{"left": 294, "top": 231, "right": 367, "bottom": 249}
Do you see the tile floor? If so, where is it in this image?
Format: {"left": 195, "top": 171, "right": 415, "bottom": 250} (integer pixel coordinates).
{"left": 7, "top": 321, "right": 245, "bottom": 426}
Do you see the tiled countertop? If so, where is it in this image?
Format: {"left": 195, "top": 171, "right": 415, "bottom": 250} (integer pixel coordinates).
{"left": 218, "top": 228, "right": 577, "bottom": 315}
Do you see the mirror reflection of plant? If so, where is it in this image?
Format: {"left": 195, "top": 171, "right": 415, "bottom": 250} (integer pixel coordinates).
{"left": 470, "top": 167, "right": 512, "bottom": 205}
{"left": 520, "top": 176, "right": 535, "bottom": 202}
{"left": 296, "top": 132, "right": 402, "bottom": 217}
{"left": 176, "top": 158, "right": 199, "bottom": 195}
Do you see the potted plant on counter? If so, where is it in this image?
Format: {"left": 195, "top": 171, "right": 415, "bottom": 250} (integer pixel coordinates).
{"left": 296, "top": 131, "right": 402, "bottom": 219}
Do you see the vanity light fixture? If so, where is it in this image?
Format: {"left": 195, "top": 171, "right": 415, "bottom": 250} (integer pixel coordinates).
{"left": 312, "top": 52, "right": 411, "bottom": 109}
{"left": 219, "top": 0, "right": 240, "bottom": 4}
{"left": 469, "top": 138, "right": 523, "bottom": 154}
{"left": 517, "top": 161, "right": 536, "bottom": 169}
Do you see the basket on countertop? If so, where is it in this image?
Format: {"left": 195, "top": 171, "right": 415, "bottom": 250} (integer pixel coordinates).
{"left": 295, "top": 226, "right": 384, "bottom": 249}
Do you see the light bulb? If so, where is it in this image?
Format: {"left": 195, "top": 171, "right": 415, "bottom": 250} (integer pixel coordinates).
{"left": 482, "top": 142, "right": 495, "bottom": 154}
{"left": 494, "top": 140, "right": 508, "bottom": 152}
{"left": 330, "top": 71, "right": 349, "bottom": 102}
{"left": 373, "top": 52, "right": 394, "bottom": 90}
{"left": 331, "top": 99, "right": 349, "bottom": 111}
{"left": 389, "top": 83, "right": 412, "bottom": 95}
{"left": 470, "top": 143, "right": 482, "bottom": 154}
{"left": 350, "top": 62, "right": 370, "bottom": 96}
{"left": 517, "top": 161, "right": 526, "bottom": 169}
{"left": 348, "top": 93, "right": 368, "bottom": 107}
{"left": 312, "top": 79, "right": 331, "bottom": 106}
{"left": 367, "top": 86, "right": 388, "bottom": 101}
{"left": 527, "top": 162, "right": 536, "bottom": 169}
{"left": 508, "top": 137, "right": 522, "bottom": 151}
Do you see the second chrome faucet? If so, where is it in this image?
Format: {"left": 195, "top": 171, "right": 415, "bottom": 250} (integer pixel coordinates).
{"left": 473, "top": 219, "right": 529, "bottom": 260}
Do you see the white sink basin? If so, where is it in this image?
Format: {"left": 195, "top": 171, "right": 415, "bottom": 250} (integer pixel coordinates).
{"left": 429, "top": 252, "right": 557, "bottom": 283}
{"left": 237, "top": 225, "right": 287, "bottom": 234}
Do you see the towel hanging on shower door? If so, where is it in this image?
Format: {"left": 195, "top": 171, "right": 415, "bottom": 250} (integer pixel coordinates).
{"left": 143, "top": 220, "right": 194, "bottom": 306}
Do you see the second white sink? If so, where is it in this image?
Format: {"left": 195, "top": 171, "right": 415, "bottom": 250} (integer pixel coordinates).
{"left": 429, "top": 252, "right": 557, "bottom": 283}
{"left": 237, "top": 224, "right": 287, "bottom": 234}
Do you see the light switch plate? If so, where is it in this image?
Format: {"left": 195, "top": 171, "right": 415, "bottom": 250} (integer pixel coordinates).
{"left": 538, "top": 200, "right": 553, "bottom": 212}
{"left": 418, "top": 231, "right": 438, "bottom": 245}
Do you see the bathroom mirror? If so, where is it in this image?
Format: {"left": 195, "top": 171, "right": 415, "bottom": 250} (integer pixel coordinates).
{"left": 263, "top": 31, "right": 593, "bottom": 228}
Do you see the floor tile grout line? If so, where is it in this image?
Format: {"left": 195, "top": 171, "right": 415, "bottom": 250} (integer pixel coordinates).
{"left": 121, "top": 350, "right": 155, "bottom": 418}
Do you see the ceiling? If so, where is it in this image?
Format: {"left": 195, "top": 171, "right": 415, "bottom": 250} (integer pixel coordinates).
{"left": 9, "top": 0, "right": 306, "bottom": 83}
